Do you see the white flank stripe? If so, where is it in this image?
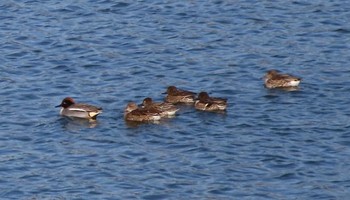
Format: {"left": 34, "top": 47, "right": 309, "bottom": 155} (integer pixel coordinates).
{"left": 68, "top": 108, "right": 87, "bottom": 112}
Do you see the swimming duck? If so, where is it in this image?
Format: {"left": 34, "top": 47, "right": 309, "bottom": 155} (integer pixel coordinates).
{"left": 56, "top": 97, "right": 102, "bottom": 120}
{"left": 264, "top": 70, "right": 301, "bottom": 89}
{"left": 163, "top": 86, "right": 196, "bottom": 104}
{"left": 124, "top": 102, "right": 162, "bottom": 122}
{"left": 141, "top": 97, "right": 179, "bottom": 116}
{"left": 195, "top": 92, "right": 227, "bottom": 111}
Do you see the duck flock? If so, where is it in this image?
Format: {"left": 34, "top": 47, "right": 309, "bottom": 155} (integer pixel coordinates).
{"left": 56, "top": 70, "right": 301, "bottom": 122}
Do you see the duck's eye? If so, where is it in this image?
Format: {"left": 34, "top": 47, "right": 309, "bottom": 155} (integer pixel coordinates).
{"left": 62, "top": 100, "right": 72, "bottom": 107}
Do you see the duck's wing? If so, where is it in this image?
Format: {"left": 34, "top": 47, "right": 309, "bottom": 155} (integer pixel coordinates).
{"left": 177, "top": 89, "right": 196, "bottom": 96}
{"left": 70, "top": 104, "right": 102, "bottom": 112}
{"left": 211, "top": 97, "right": 227, "bottom": 103}
{"left": 274, "top": 73, "right": 300, "bottom": 80}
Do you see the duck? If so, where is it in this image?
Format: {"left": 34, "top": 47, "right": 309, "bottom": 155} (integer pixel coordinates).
{"left": 264, "top": 70, "right": 301, "bottom": 89}
{"left": 163, "top": 86, "right": 196, "bottom": 104}
{"left": 56, "top": 97, "right": 102, "bottom": 120}
{"left": 194, "top": 92, "right": 227, "bottom": 111}
{"left": 124, "top": 102, "right": 162, "bottom": 122}
{"left": 141, "top": 97, "right": 179, "bottom": 117}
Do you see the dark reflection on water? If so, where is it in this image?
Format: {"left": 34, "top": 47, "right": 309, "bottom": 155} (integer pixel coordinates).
{"left": 59, "top": 117, "right": 100, "bottom": 130}
{"left": 1, "top": 0, "right": 350, "bottom": 199}
{"left": 124, "top": 119, "right": 162, "bottom": 128}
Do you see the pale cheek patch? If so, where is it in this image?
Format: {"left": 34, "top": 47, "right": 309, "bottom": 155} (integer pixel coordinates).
{"left": 289, "top": 80, "right": 300, "bottom": 87}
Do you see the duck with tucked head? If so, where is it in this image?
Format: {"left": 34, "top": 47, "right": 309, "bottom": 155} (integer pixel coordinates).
{"left": 194, "top": 92, "right": 227, "bottom": 111}
{"left": 124, "top": 102, "right": 162, "bottom": 122}
{"left": 56, "top": 97, "right": 102, "bottom": 120}
{"left": 163, "top": 86, "right": 196, "bottom": 104}
{"left": 141, "top": 97, "right": 179, "bottom": 117}
{"left": 264, "top": 70, "right": 301, "bottom": 89}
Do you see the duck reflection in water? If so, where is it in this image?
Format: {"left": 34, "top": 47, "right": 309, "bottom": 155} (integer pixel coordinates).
{"left": 59, "top": 117, "right": 99, "bottom": 130}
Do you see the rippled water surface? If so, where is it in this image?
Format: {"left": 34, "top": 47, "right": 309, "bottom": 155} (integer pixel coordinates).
{"left": 1, "top": 0, "right": 350, "bottom": 199}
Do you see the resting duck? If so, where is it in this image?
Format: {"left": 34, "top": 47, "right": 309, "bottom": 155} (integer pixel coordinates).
{"left": 163, "top": 86, "right": 196, "bottom": 104}
{"left": 264, "top": 70, "right": 301, "bottom": 89}
{"left": 194, "top": 92, "right": 227, "bottom": 111}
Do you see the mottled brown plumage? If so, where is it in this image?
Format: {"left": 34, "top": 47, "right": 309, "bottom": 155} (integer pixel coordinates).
{"left": 124, "top": 102, "right": 162, "bottom": 122}
{"left": 264, "top": 70, "right": 301, "bottom": 89}
{"left": 141, "top": 97, "right": 179, "bottom": 116}
{"left": 195, "top": 92, "right": 227, "bottom": 111}
{"left": 163, "top": 86, "right": 196, "bottom": 104}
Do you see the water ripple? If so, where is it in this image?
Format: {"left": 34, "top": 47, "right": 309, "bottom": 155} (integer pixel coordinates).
{"left": 1, "top": 0, "right": 350, "bottom": 199}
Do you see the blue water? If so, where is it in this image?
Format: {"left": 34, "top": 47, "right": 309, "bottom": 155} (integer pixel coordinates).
{"left": 1, "top": 0, "right": 350, "bottom": 199}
